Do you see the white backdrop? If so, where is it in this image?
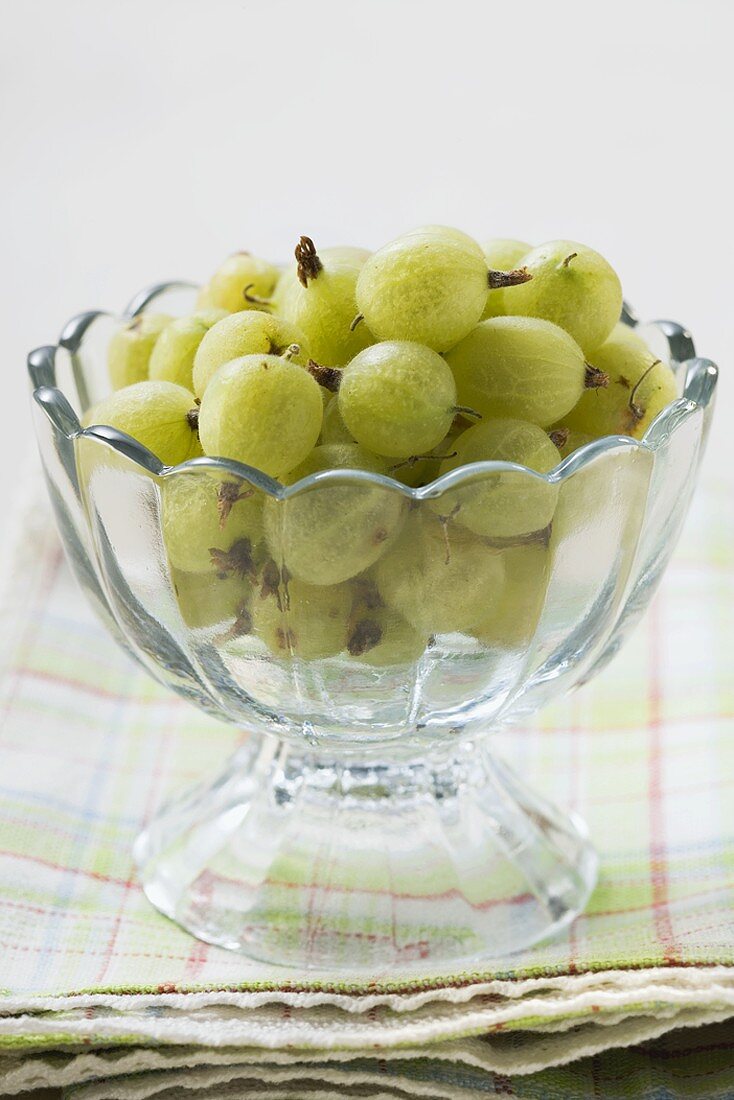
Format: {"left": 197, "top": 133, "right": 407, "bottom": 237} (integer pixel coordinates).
{"left": 1, "top": 0, "right": 731, "bottom": 509}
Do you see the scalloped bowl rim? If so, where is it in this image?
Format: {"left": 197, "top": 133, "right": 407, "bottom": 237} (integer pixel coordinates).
{"left": 28, "top": 288, "right": 719, "bottom": 502}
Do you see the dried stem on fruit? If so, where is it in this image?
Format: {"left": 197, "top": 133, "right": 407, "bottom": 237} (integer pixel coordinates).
{"left": 349, "top": 313, "right": 364, "bottom": 332}
{"left": 548, "top": 427, "right": 570, "bottom": 451}
{"left": 436, "top": 503, "right": 462, "bottom": 565}
{"left": 562, "top": 252, "right": 578, "bottom": 268}
{"left": 243, "top": 283, "right": 273, "bottom": 308}
{"left": 625, "top": 360, "right": 662, "bottom": 427}
{"left": 218, "top": 603, "right": 253, "bottom": 643}
{"left": 482, "top": 523, "right": 553, "bottom": 550}
{"left": 280, "top": 344, "right": 301, "bottom": 361}
{"left": 186, "top": 407, "right": 200, "bottom": 431}
{"left": 260, "top": 560, "right": 281, "bottom": 599}
{"left": 584, "top": 364, "right": 609, "bottom": 389}
{"left": 452, "top": 405, "right": 483, "bottom": 420}
{"left": 389, "top": 450, "right": 458, "bottom": 474}
{"left": 307, "top": 359, "right": 342, "bottom": 392}
{"left": 451, "top": 411, "right": 477, "bottom": 431}
{"left": 487, "top": 267, "right": 533, "bottom": 289}
{"left": 347, "top": 618, "right": 382, "bottom": 656}
{"left": 260, "top": 560, "right": 290, "bottom": 612}
{"left": 216, "top": 481, "right": 255, "bottom": 529}
{"left": 209, "top": 538, "right": 255, "bottom": 580}
{"left": 295, "top": 236, "right": 323, "bottom": 287}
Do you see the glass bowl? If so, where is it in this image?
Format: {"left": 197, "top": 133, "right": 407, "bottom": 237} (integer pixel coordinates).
{"left": 28, "top": 283, "right": 718, "bottom": 972}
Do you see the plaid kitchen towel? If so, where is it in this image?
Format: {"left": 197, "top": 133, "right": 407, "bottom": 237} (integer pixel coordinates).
{"left": 0, "top": 467, "right": 733, "bottom": 1096}
{"left": 45, "top": 1017, "right": 734, "bottom": 1098}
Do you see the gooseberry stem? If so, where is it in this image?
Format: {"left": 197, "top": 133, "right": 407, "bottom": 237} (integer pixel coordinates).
{"left": 436, "top": 503, "right": 462, "bottom": 565}
{"left": 260, "top": 559, "right": 282, "bottom": 601}
{"left": 347, "top": 618, "right": 382, "bottom": 657}
{"left": 548, "top": 427, "right": 570, "bottom": 450}
{"left": 209, "top": 538, "right": 255, "bottom": 581}
{"left": 216, "top": 481, "right": 255, "bottom": 529}
{"left": 307, "top": 359, "right": 342, "bottom": 391}
{"left": 482, "top": 524, "right": 553, "bottom": 550}
{"left": 452, "top": 405, "right": 483, "bottom": 419}
{"left": 350, "top": 313, "right": 364, "bottom": 332}
{"left": 628, "top": 359, "right": 662, "bottom": 422}
{"left": 295, "top": 236, "right": 323, "bottom": 287}
{"left": 389, "top": 450, "right": 459, "bottom": 473}
{"left": 487, "top": 267, "right": 533, "bottom": 289}
{"left": 219, "top": 603, "right": 253, "bottom": 643}
{"left": 243, "top": 283, "right": 272, "bottom": 307}
{"left": 584, "top": 364, "right": 609, "bottom": 389}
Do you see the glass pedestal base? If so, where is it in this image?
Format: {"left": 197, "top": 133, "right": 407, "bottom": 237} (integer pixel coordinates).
{"left": 134, "top": 733, "right": 598, "bottom": 971}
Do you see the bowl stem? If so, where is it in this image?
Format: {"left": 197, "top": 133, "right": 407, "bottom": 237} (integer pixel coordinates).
{"left": 134, "top": 731, "right": 598, "bottom": 971}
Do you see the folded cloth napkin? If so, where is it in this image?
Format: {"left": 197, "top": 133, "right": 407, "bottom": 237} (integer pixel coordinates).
{"left": 23, "top": 1017, "right": 734, "bottom": 1099}
{"left": 0, "top": 471, "right": 732, "bottom": 1097}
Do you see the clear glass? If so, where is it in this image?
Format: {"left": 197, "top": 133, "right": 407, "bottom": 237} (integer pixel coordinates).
{"left": 28, "top": 287, "right": 718, "bottom": 971}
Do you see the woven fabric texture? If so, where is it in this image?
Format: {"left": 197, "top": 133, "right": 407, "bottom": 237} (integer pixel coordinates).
{"left": 0, "top": 474, "right": 732, "bottom": 1095}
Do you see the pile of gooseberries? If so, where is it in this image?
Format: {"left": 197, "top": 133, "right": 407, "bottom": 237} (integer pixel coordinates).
{"left": 86, "top": 228, "right": 678, "bottom": 663}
